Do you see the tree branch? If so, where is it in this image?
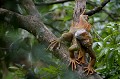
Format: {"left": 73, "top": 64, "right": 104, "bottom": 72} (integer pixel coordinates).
{"left": 86, "top": 0, "right": 110, "bottom": 16}
{"left": 34, "top": 0, "right": 97, "bottom": 7}
{"left": 20, "top": 0, "right": 40, "bottom": 16}
{"left": 102, "top": 9, "right": 119, "bottom": 21}
{"left": 0, "top": 8, "right": 24, "bottom": 25}
{"left": 34, "top": 0, "right": 116, "bottom": 21}
{"left": 0, "top": 6, "right": 70, "bottom": 68}
{"left": 85, "top": 0, "right": 119, "bottom": 21}
{"left": 35, "top": 0, "right": 73, "bottom": 6}
{"left": 34, "top": 0, "right": 110, "bottom": 18}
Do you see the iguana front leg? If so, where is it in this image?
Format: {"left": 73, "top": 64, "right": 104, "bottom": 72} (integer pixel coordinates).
{"left": 48, "top": 32, "right": 73, "bottom": 51}
{"left": 68, "top": 44, "right": 79, "bottom": 71}
{"left": 84, "top": 47, "right": 96, "bottom": 75}
{"left": 80, "top": 36, "right": 96, "bottom": 75}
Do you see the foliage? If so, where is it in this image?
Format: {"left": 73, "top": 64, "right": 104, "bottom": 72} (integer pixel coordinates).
{"left": 93, "top": 22, "right": 120, "bottom": 79}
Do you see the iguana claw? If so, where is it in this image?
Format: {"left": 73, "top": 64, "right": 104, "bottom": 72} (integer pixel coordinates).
{"left": 47, "top": 39, "right": 61, "bottom": 51}
{"left": 69, "top": 58, "right": 79, "bottom": 71}
{"left": 84, "top": 65, "right": 95, "bottom": 75}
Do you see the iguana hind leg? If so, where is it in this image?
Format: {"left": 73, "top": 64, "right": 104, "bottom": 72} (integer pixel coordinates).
{"left": 77, "top": 47, "right": 86, "bottom": 64}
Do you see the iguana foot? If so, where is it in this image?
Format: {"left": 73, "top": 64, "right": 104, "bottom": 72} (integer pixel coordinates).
{"left": 47, "top": 39, "right": 61, "bottom": 51}
{"left": 69, "top": 58, "right": 79, "bottom": 71}
{"left": 84, "top": 66, "right": 95, "bottom": 75}
{"left": 76, "top": 56, "right": 85, "bottom": 65}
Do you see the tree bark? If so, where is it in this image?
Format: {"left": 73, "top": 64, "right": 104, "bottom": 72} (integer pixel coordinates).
{"left": 1, "top": 60, "right": 8, "bottom": 79}
{"left": 73, "top": 0, "right": 86, "bottom": 22}
{"left": 0, "top": 0, "right": 103, "bottom": 79}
